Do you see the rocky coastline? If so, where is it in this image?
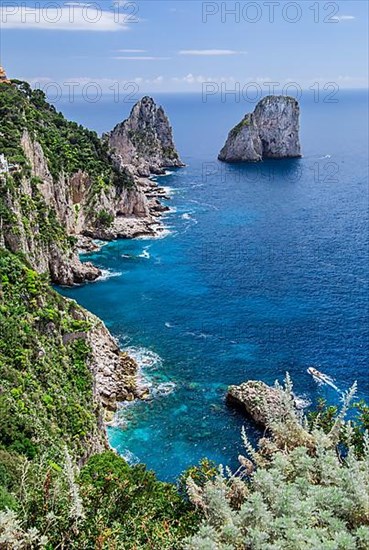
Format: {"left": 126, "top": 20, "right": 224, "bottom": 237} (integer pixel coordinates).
{"left": 0, "top": 81, "right": 183, "bottom": 421}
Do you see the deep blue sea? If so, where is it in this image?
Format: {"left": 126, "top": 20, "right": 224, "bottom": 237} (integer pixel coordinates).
{"left": 58, "top": 91, "right": 369, "bottom": 481}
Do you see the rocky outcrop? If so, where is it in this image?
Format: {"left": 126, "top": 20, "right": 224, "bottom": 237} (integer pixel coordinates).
{"left": 107, "top": 96, "right": 184, "bottom": 177}
{"left": 87, "top": 316, "right": 147, "bottom": 413}
{"left": 227, "top": 381, "right": 288, "bottom": 426}
{"left": 219, "top": 96, "right": 301, "bottom": 163}
{"left": 62, "top": 302, "right": 150, "bottom": 417}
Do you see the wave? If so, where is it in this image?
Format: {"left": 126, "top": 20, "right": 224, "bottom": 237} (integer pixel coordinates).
{"left": 98, "top": 269, "right": 123, "bottom": 281}
{"left": 187, "top": 198, "right": 219, "bottom": 211}
{"left": 124, "top": 347, "right": 163, "bottom": 370}
{"left": 151, "top": 170, "right": 174, "bottom": 178}
{"left": 123, "top": 346, "right": 176, "bottom": 402}
{"left": 185, "top": 330, "right": 211, "bottom": 340}
{"left": 152, "top": 382, "right": 176, "bottom": 398}
{"left": 137, "top": 226, "right": 173, "bottom": 240}
{"left": 138, "top": 248, "right": 151, "bottom": 259}
{"left": 294, "top": 395, "right": 312, "bottom": 409}
{"left": 119, "top": 448, "right": 141, "bottom": 465}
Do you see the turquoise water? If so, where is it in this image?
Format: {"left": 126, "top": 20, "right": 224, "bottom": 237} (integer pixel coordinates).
{"left": 59, "top": 91, "right": 369, "bottom": 480}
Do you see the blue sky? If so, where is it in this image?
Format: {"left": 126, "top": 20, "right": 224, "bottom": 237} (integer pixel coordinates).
{"left": 0, "top": 0, "right": 368, "bottom": 93}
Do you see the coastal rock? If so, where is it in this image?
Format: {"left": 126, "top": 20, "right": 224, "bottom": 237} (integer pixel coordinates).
{"left": 226, "top": 380, "right": 288, "bottom": 427}
{"left": 7, "top": 130, "right": 170, "bottom": 284}
{"left": 86, "top": 314, "right": 148, "bottom": 412}
{"left": 219, "top": 95, "right": 301, "bottom": 163}
{"left": 107, "top": 96, "right": 184, "bottom": 176}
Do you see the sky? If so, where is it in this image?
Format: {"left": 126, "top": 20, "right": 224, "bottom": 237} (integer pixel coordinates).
{"left": 0, "top": 0, "right": 368, "bottom": 94}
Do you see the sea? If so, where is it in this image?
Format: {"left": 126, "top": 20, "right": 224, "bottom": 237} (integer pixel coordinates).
{"left": 58, "top": 90, "right": 369, "bottom": 481}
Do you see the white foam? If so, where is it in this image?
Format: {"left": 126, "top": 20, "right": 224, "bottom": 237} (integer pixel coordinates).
{"left": 138, "top": 248, "right": 151, "bottom": 259}
{"left": 152, "top": 381, "right": 176, "bottom": 398}
{"left": 294, "top": 395, "right": 312, "bottom": 409}
{"left": 124, "top": 347, "right": 163, "bottom": 370}
{"left": 120, "top": 448, "right": 141, "bottom": 465}
{"left": 155, "top": 170, "right": 174, "bottom": 178}
{"left": 98, "top": 270, "right": 123, "bottom": 281}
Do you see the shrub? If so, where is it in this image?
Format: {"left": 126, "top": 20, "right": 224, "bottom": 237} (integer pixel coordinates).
{"left": 184, "top": 377, "right": 369, "bottom": 549}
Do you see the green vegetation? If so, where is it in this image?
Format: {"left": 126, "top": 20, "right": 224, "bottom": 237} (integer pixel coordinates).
{"left": 0, "top": 81, "right": 133, "bottom": 190}
{"left": 96, "top": 209, "right": 115, "bottom": 228}
{"left": 184, "top": 378, "right": 369, "bottom": 549}
{"left": 230, "top": 114, "right": 252, "bottom": 138}
{"left": 0, "top": 250, "right": 199, "bottom": 548}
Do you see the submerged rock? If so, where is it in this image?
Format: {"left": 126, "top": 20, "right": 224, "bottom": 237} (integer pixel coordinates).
{"left": 107, "top": 96, "right": 185, "bottom": 177}
{"left": 219, "top": 95, "right": 301, "bottom": 163}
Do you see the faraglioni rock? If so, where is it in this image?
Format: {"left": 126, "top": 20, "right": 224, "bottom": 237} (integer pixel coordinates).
{"left": 107, "top": 96, "right": 185, "bottom": 176}
{"left": 219, "top": 95, "right": 302, "bottom": 163}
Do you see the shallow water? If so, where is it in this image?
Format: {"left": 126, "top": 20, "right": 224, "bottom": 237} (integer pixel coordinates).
{"left": 59, "top": 91, "right": 369, "bottom": 480}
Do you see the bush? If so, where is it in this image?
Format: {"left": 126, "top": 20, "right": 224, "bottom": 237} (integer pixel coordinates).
{"left": 184, "top": 377, "right": 369, "bottom": 549}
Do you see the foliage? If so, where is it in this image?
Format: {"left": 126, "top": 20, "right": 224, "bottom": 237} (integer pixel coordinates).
{"left": 0, "top": 251, "right": 200, "bottom": 548}
{"left": 96, "top": 209, "right": 114, "bottom": 228}
{"left": 0, "top": 81, "right": 133, "bottom": 190}
{"left": 184, "top": 377, "right": 369, "bottom": 549}
{"left": 0, "top": 249, "right": 101, "bottom": 461}
{"left": 308, "top": 397, "right": 369, "bottom": 457}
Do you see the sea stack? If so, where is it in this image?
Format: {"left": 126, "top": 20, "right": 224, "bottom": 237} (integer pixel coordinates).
{"left": 218, "top": 95, "right": 301, "bottom": 163}
{"left": 107, "top": 96, "right": 184, "bottom": 177}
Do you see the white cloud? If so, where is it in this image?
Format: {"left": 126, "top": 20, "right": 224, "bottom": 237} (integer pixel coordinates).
{"left": 332, "top": 15, "right": 355, "bottom": 22}
{"left": 178, "top": 49, "right": 247, "bottom": 56}
{"left": 116, "top": 49, "right": 147, "bottom": 53}
{"left": 113, "top": 56, "right": 171, "bottom": 61}
{"left": 0, "top": 3, "right": 130, "bottom": 31}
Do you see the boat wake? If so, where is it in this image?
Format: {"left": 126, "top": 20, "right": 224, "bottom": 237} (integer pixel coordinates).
{"left": 307, "top": 367, "right": 339, "bottom": 392}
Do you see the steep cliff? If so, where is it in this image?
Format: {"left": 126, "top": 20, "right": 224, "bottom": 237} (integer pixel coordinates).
{"left": 107, "top": 96, "right": 184, "bottom": 176}
{"left": 219, "top": 95, "right": 301, "bottom": 163}
{"left": 0, "top": 81, "right": 173, "bottom": 284}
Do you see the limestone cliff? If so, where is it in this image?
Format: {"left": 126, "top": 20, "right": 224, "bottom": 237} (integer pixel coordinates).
{"left": 0, "top": 82, "right": 175, "bottom": 285}
{"left": 219, "top": 95, "right": 301, "bottom": 163}
{"left": 107, "top": 96, "right": 184, "bottom": 177}
{"left": 0, "top": 80, "right": 179, "bottom": 414}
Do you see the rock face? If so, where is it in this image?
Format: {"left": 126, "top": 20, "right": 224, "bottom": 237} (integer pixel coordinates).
{"left": 107, "top": 96, "right": 184, "bottom": 177}
{"left": 219, "top": 96, "right": 301, "bottom": 163}
{"left": 226, "top": 380, "right": 288, "bottom": 427}
{"left": 86, "top": 313, "right": 149, "bottom": 412}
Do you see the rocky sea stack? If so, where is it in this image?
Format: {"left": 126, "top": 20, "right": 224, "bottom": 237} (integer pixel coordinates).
{"left": 107, "top": 96, "right": 185, "bottom": 177}
{"left": 219, "top": 95, "right": 302, "bottom": 163}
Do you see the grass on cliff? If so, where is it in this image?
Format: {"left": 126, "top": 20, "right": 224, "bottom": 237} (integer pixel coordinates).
{"left": 0, "top": 250, "right": 200, "bottom": 548}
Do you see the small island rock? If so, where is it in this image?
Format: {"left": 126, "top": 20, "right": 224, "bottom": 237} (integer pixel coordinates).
{"left": 219, "top": 95, "right": 301, "bottom": 163}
